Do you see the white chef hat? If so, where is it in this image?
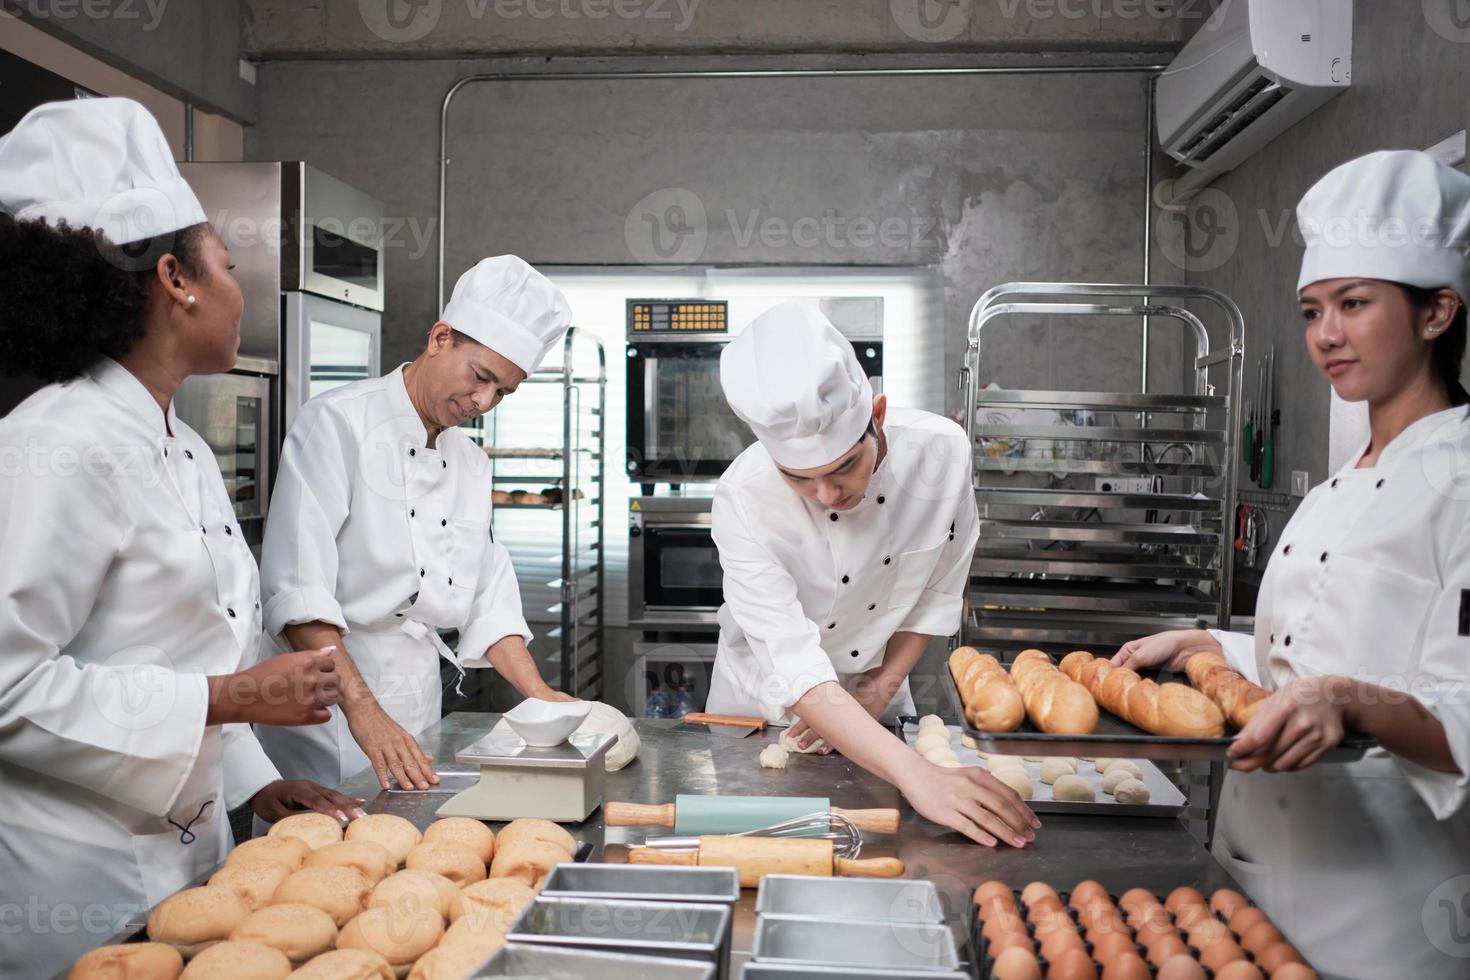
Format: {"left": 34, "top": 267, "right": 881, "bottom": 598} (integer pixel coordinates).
{"left": 440, "top": 255, "right": 572, "bottom": 376}
{"left": 721, "top": 302, "right": 873, "bottom": 470}
{"left": 1297, "top": 150, "right": 1470, "bottom": 303}
{"left": 0, "top": 97, "right": 206, "bottom": 245}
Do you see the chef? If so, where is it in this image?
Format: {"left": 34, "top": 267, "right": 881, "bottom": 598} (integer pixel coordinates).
{"left": 707, "top": 303, "right": 1038, "bottom": 848}
{"left": 1116, "top": 151, "right": 1470, "bottom": 979}
{"left": 0, "top": 98, "right": 359, "bottom": 978}
{"left": 256, "top": 255, "right": 577, "bottom": 794}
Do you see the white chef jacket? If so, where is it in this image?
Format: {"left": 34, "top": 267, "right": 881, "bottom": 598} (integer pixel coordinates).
{"left": 0, "top": 358, "right": 280, "bottom": 978}
{"left": 707, "top": 407, "right": 980, "bottom": 723}
{"left": 1207, "top": 404, "right": 1470, "bottom": 980}
{"left": 256, "top": 365, "right": 531, "bottom": 787}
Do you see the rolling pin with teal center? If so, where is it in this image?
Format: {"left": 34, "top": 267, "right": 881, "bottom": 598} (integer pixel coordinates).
{"left": 604, "top": 794, "right": 900, "bottom": 835}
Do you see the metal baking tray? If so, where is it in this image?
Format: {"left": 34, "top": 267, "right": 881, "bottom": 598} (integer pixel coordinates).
{"left": 478, "top": 942, "right": 716, "bottom": 979}
{"left": 741, "top": 966, "right": 969, "bottom": 980}
{"left": 897, "top": 719, "right": 1187, "bottom": 818}
{"left": 751, "top": 916, "right": 960, "bottom": 972}
{"left": 542, "top": 864, "right": 740, "bottom": 904}
{"left": 943, "top": 661, "right": 1375, "bottom": 762}
{"left": 754, "top": 875, "right": 944, "bottom": 924}
{"left": 506, "top": 896, "right": 731, "bottom": 980}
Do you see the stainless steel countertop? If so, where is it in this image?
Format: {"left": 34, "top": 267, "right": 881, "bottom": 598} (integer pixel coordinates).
{"left": 347, "top": 713, "right": 1240, "bottom": 969}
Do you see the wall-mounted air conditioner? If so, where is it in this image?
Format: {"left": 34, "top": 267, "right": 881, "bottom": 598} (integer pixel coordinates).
{"left": 1156, "top": 0, "right": 1352, "bottom": 180}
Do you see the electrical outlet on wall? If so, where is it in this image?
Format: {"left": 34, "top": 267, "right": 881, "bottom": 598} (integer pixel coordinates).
{"left": 1291, "top": 470, "right": 1310, "bottom": 496}
{"left": 1095, "top": 477, "right": 1153, "bottom": 495}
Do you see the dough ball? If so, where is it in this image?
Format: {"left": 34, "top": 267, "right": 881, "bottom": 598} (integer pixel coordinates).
{"left": 1107, "top": 759, "right": 1143, "bottom": 780}
{"left": 960, "top": 734, "right": 978, "bottom": 750}
{"left": 987, "top": 756, "right": 1027, "bottom": 773}
{"left": 1102, "top": 767, "right": 1137, "bottom": 795}
{"left": 759, "top": 743, "right": 790, "bottom": 769}
{"left": 1051, "top": 774, "right": 1095, "bottom": 802}
{"left": 935, "top": 759, "right": 965, "bottom": 768}
{"left": 1039, "top": 758, "right": 1077, "bottom": 784}
{"left": 914, "top": 731, "right": 951, "bottom": 756}
{"left": 1093, "top": 757, "right": 1121, "bottom": 772}
{"left": 1112, "top": 778, "right": 1151, "bottom": 805}
{"left": 923, "top": 746, "right": 960, "bottom": 765}
{"left": 917, "top": 714, "right": 947, "bottom": 732}
{"left": 268, "top": 812, "right": 344, "bottom": 851}
{"left": 991, "top": 767, "right": 1033, "bottom": 800}
{"left": 495, "top": 819, "right": 575, "bottom": 857}
{"left": 1023, "top": 756, "right": 1045, "bottom": 763}
{"left": 404, "top": 842, "right": 486, "bottom": 888}
{"left": 344, "top": 814, "right": 422, "bottom": 867}
{"left": 572, "top": 701, "right": 640, "bottom": 771}
{"left": 421, "top": 817, "right": 496, "bottom": 865}
{"left": 779, "top": 729, "right": 827, "bottom": 754}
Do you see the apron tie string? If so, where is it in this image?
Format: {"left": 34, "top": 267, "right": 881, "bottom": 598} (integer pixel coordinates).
{"left": 399, "top": 618, "right": 466, "bottom": 697}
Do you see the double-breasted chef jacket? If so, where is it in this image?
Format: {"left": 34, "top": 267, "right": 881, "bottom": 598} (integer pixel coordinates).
{"left": 0, "top": 358, "right": 280, "bottom": 978}
{"left": 1208, "top": 405, "right": 1470, "bottom": 980}
{"left": 707, "top": 407, "right": 980, "bottom": 723}
{"left": 256, "top": 365, "right": 531, "bottom": 788}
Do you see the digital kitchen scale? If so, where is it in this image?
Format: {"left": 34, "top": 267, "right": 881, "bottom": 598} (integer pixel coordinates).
{"left": 435, "top": 726, "right": 615, "bottom": 823}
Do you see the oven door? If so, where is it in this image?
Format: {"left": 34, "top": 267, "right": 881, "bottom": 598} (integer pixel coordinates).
{"left": 174, "top": 363, "right": 274, "bottom": 560}
{"left": 633, "top": 523, "right": 724, "bottom": 618}
{"left": 626, "top": 340, "right": 754, "bottom": 482}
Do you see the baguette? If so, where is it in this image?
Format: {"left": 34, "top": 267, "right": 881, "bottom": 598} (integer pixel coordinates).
{"left": 948, "top": 647, "right": 1025, "bottom": 732}
{"left": 1059, "top": 651, "right": 1224, "bottom": 738}
{"left": 1184, "top": 650, "right": 1270, "bottom": 728}
{"left": 1009, "top": 649, "right": 1099, "bottom": 735}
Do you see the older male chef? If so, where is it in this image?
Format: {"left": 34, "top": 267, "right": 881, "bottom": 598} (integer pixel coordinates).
{"left": 708, "top": 304, "right": 1038, "bottom": 848}
{"left": 256, "top": 256, "right": 575, "bottom": 793}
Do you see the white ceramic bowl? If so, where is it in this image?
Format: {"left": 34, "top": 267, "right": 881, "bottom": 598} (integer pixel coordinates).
{"left": 503, "top": 699, "right": 593, "bottom": 747}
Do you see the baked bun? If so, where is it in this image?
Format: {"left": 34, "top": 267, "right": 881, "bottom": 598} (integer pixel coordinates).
{"left": 305, "top": 841, "right": 395, "bottom": 885}
{"left": 439, "top": 915, "right": 510, "bottom": 954}
{"left": 230, "top": 904, "right": 337, "bottom": 964}
{"left": 69, "top": 942, "right": 184, "bottom": 979}
{"left": 284, "top": 949, "right": 395, "bottom": 980}
{"left": 488, "top": 840, "right": 567, "bottom": 886}
{"left": 178, "top": 940, "right": 291, "bottom": 979}
{"left": 370, "top": 870, "right": 458, "bottom": 921}
{"left": 344, "top": 815, "right": 422, "bottom": 867}
{"left": 404, "top": 842, "right": 485, "bottom": 888}
{"left": 448, "top": 878, "right": 536, "bottom": 929}
{"left": 271, "top": 867, "right": 372, "bottom": 928}
{"left": 209, "top": 860, "right": 294, "bottom": 911}
{"left": 493, "top": 819, "right": 574, "bottom": 857}
{"left": 269, "top": 813, "right": 345, "bottom": 851}
{"left": 420, "top": 818, "right": 496, "bottom": 865}
{"left": 227, "top": 836, "right": 311, "bottom": 871}
{"left": 337, "top": 906, "right": 444, "bottom": 978}
{"left": 146, "top": 886, "right": 251, "bottom": 958}
{"left": 405, "top": 942, "right": 498, "bottom": 980}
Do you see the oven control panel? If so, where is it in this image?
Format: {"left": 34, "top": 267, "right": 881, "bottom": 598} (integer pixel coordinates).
{"left": 628, "top": 299, "right": 729, "bottom": 333}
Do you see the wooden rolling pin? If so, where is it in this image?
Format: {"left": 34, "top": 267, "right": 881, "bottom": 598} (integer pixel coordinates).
{"left": 606, "top": 795, "right": 901, "bottom": 835}
{"left": 682, "top": 712, "right": 766, "bottom": 731}
{"left": 628, "top": 835, "right": 904, "bottom": 888}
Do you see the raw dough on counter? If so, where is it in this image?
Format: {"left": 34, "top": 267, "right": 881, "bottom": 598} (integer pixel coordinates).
{"left": 779, "top": 729, "right": 827, "bottom": 754}
{"left": 1112, "top": 778, "right": 1151, "bottom": 804}
{"left": 1039, "top": 758, "right": 1077, "bottom": 784}
{"left": 960, "top": 734, "right": 978, "bottom": 750}
{"left": 574, "top": 702, "right": 641, "bottom": 771}
{"left": 935, "top": 759, "right": 964, "bottom": 768}
{"left": 759, "top": 744, "right": 790, "bottom": 769}
{"left": 1093, "top": 757, "right": 1121, "bottom": 772}
{"left": 991, "top": 768, "right": 1033, "bottom": 800}
{"left": 914, "top": 731, "right": 952, "bottom": 756}
{"left": 987, "top": 756, "right": 1027, "bottom": 773}
{"left": 924, "top": 747, "right": 960, "bottom": 765}
{"left": 1051, "top": 774, "right": 1095, "bottom": 802}
{"left": 1102, "top": 767, "right": 1137, "bottom": 795}
{"left": 1103, "top": 759, "right": 1142, "bottom": 780}
{"left": 918, "top": 714, "right": 947, "bottom": 732}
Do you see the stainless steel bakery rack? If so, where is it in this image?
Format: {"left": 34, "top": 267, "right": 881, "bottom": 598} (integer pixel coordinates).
{"left": 960, "top": 282, "right": 1244, "bottom": 659}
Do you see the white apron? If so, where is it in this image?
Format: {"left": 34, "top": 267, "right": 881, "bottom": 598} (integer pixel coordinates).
{"left": 1209, "top": 405, "right": 1470, "bottom": 980}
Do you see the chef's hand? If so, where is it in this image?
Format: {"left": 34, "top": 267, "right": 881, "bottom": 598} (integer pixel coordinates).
{"left": 252, "top": 779, "right": 366, "bottom": 824}
{"left": 1111, "top": 629, "right": 1217, "bottom": 673}
{"left": 1228, "top": 675, "right": 1349, "bottom": 773}
{"left": 900, "top": 764, "right": 1039, "bottom": 849}
{"left": 207, "top": 648, "right": 341, "bottom": 726}
{"left": 346, "top": 702, "right": 439, "bottom": 791}
{"left": 785, "top": 719, "right": 831, "bottom": 754}
{"left": 532, "top": 689, "right": 580, "bottom": 704}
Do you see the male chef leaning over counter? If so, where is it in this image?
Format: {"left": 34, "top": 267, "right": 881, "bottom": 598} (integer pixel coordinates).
{"left": 0, "top": 98, "right": 359, "bottom": 978}
{"left": 256, "top": 256, "right": 577, "bottom": 794}
{"left": 707, "top": 303, "right": 1038, "bottom": 848}
{"left": 1118, "top": 152, "right": 1470, "bottom": 980}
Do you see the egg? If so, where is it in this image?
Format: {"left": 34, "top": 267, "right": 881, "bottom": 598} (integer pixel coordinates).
{"left": 1255, "top": 941, "right": 1306, "bottom": 973}
{"left": 1023, "top": 882, "right": 1061, "bottom": 907}
{"left": 1124, "top": 899, "right": 1166, "bottom": 928}
{"left": 1089, "top": 931, "right": 1138, "bottom": 963}
{"left": 1119, "top": 887, "right": 1157, "bottom": 910}
{"left": 1031, "top": 906, "right": 1077, "bottom": 938}
{"left": 977, "top": 880, "right": 1019, "bottom": 906}
{"left": 1155, "top": 954, "right": 1208, "bottom": 980}
{"left": 992, "top": 946, "right": 1043, "bottom": 980}
{"left": 1214, "top": 962, "right": 1264, "bottom": 980}
{"left": 988, "top": 931, "right": 1036, "bottom": 957}
{"left": 1170, "top": 902, "right": 1213, "bottom": 931}
{"left": 1076, "top": 900, "right": 1119, "bottom": 929}
{"left": 1099, "top": 951, "right": 1150, "bottom": 980}
{"left": 1069, "top": 880, "right": 1110, "bottom": 909}
{"left": 984, "top": 913, "right": 1029, "bottom": 943}
{"left": 1145, "top": 934, "right": 1190, "bottom": 966}
{"left": 1046, "top": 947, "right": 1099, "bottom": 980}
{"left": 981, "top": 897, "right": 1024, "bottom": 925}
{"left": 1210, "top": 888, "right": 1248, "bottom": 919}
{"left": 1028, "top": 894, "right": 1067, "bottom": 922}
{"left": 1085, "top": 914, "right": 1130, "bottom": 943}
{"left": 1267, "top": 963, "right": 1319, "bottom": 980}
{"left": 1185, "top": 917, "right": 1232, "bottom": 949}
{"left": 1132, "top": 917, "right": 1178, "bottom": 949}
{"left": 1228, "top": 905, "right": 1270, "bottom": 936}
{"left": 1039, "top": 927, "right": 1087, "bottom": 961}
{"left": 1165, "top": 887, "right": 1206, "bottom": 913}
{"left": 1198, "top": 937, "right": 1246, "bottom": 971}
{"left": 1240, "top": 919, "right": 1285, "bottom": 953}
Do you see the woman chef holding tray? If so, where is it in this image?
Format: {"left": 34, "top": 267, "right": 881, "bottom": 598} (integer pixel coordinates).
{"left": 1116, "top": 151, "right": 1470, "bottom": 979}
{"left": 0, "top": 99, "right": 359, "bottom": 977}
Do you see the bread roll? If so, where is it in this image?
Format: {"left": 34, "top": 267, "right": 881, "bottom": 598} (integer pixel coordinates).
{"left": 230, "top": 904, "right": 337, "bottom": 965}
{"left": 406, "top": 942, "right": 499, "bottom": 980}
{"left": 269, "top": 813, "right": 344, "bottom": 851}
{"left": 69, "top": 942, "right": 184, "bottom": 980}
{"left": 271, "top": 867, "right": 372, "bottom": 928}
{"left": 948, "top": 648, "right": 1026, "bottom": 732}
{"left": 1060, "top": 651, "right": 1225, "bottom": 738}
{"left": 1051, "top": 774, "right": 1095, "bottom": 802}
{"left": 338, "top": 906, "right": 444, "bottom": 978}
{"left": 285, "top": 949, "right": 394, "bottom": 980}
{"left": 227, "top": 836, "right": 311, "bottom": 872}
{"left": 494, "top": 819, "right": 575, "bottom": 857}
{"left": 1185, "top": 650, "right": 1271, "bottom": 728}
{"left": 147, "top": 886, "right": 251, "bottom": 958}
{"left": 420, "top": 818, "right": 496, "bottom": 865}
{"left": 990, "top": 767, "right": 1033, "bottom": 800}
{"left": 305, "top": 841, "right": 395, "bottom": 886}
{"left": 404, "top": 842, "right": 485, "bottom": 888}
{"left": 178, "top": 940, "right": 291, "bottom": 979}
{"left": 371, "top": 870, "right": 458, "bottom": 921}
{"left": 1010, "top": 650, "right": 1099, "bottom": 735}
{"left": 448, "top": 878, "right": 536, "bottom": 930}
{"left": 439, "top": 915, "right": 509, "bottom": 952}
{"left": 210, "top": 861, "right": 294, "bottom": 911}
{"left": 344, "top": 815, "right": 422, "bottom": 867}
{"left": 488, "top": 840, "right": 566, "bottom": 887}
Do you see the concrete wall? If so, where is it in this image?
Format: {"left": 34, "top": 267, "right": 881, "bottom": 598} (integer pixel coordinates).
{"left": 1, "top": 0, "right": 256, "bottom": 121}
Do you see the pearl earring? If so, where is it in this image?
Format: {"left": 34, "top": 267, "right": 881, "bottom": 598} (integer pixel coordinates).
{"left": 187, "top": 295, "right": 196, "bottom": 304}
